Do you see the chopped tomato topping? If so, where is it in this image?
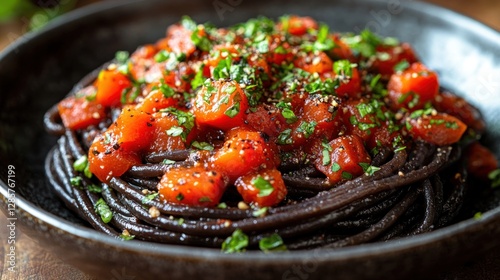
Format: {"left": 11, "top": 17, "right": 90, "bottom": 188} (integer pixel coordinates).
{"left": 246, "top": 104, "right": 287, "bottom": 138}
{"left": 112, "top": 108, "right": 156, "bottom": 151}
{"left": 95, "top": 69, "right": 132, "bottom": 107}
{"left": 235, "top": 169, "right": 287, "bottom": 207}
{"left": 212, "top": 128, "right": 278, "bottom": 183}
{"left": 432, "top": 91, "right": 485, "bottom": 133}
{"left": 314, "top": 135, "right": 371, "bottom": 184}
{"left": 147, "top": 112, "right": 190, "bottom": 153}
{"left": 88, "top": 129, "right": 141, "bottom": 182}
{"left": 372, "top": 43, "right": 418, "bottom": 77}
{"left": 158, "top": 166, "right": 226, "bottom": 207}
{"left": 192, "top": 80, "right": 249, "bottom": 131}
{"left": 137, "top": 89, "right": 178, "bottom": 114}
{"left": 165, "top": 24, "right": 196, "bottom": 56}
{"left": 294, "top": 52, "right": 332, "bottom": 74}
{"left": 335, "top": 67, "right": 362, "bottom": 98}
{"left": 278, "top": 16, "right": 318, "bottom": 36}
{"left": 301, "top": 94, "right": 341, "bottom": 141}
{"left": 58, "top": 95, "right": 106, "bottom": 130}
{"left": 407, "top": 113, "right": 467, "bottom": 146}
{"left": 465, "top": 142, "right": 498, "bottom": 181}
{"left": 388, "top": 62, "right": 439, "bottom": 110}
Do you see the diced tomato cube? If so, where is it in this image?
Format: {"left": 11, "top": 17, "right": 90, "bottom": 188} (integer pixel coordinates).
{"left": 246, "top": 104, "right": 287, "bottom": 138}
{"left": 268, "top": 36, "right": 294, "bottom": 65}
{"left": 388, "top": 62, "right": 439, "bottom": 110}
{"left": 147, "top": 112, "right": 192, "bottom": 154}
{"left": 95, "top": 69, "right": 132, "bottom": 107}
{"left": 432, "top": 91, "right": 485, "bottom": 133}
{"left": 58, "top": 95, "right": 106, "bottom": 130}
{"left": 314, "top": 135, "right": 371, "bottom": 184}
{"left": 278, "top": 16, "right": 318, "bottom": 36}
{"left": 407, "top": 113, "right": 467, "bottom": 146}
{"left": 341, "top": 99, "right": 383, "bottom": 143}
{"left": 158, "top": 166, "right": 226, "bottom": 207}
{"left": 212, "top": 128, "right": 279, "bottom": 183}
{"left": 294, "top": 52, "right": 333, "bottom": 74}
{"left": 329, "top": 34, "right": 354, "bottom": 61}
{"left": 166, "top": 24, "right": 196, "bottom": 56}
{"left": 137, "top": 89, "right": 178, "bottom": 114}
{"left": 88, "top": 129, "right": 141, "bottom": 182}
{"left": 113, "top": 108, "right": 156, "bottom": 151}
{"left": 371, "top": 43, "right": 418, "bottom": 77}
{"left": 335, "top": 67, "right": 362, "bottom": 98}
{"left": 301, "top": 94, "right": 341, "bottom": 141}
{"left": 465, "top": 142, "right": 498, "bottom": 181}
{"left": 192, "top": 80, "right": 249, "bottom": 131}
{"left": 235, "top": 169, "right": 287, "bottom": 207}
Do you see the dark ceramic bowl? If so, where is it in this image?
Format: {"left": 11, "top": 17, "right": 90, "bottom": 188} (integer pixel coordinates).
{"left": 1, "top": 0, "right": 500, "bottom": 279}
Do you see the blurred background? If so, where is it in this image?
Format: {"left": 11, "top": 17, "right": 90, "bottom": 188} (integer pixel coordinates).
{"left": 1, "top": 0, "right": 499, "bottom": 50}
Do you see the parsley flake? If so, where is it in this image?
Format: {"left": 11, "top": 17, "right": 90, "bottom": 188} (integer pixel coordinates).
{"left": 253, "top": 176, "right": 275, "bottom": 197}
{"left": 488, "top": 169, "right": 500, "bottom": 189}
{"left": 359, "top": 163, "right": 381, "bottom": 176}
{"left": 95, "top": 198, "right": 113, "bottom": 223}
{"left": 142, "top": 193, "right": 159, "bottom": 204}
{"left": 259, "top": 233, "right": 287, "bottom": 252}
{"left": 222, "top": 229, "right": 249, "bottom": 253}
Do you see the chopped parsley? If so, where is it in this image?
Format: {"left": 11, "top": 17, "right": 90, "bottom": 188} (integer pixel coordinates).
{"left": 259, "top": 233, "right": 287, "bottom": 252}
{"left": 277, "top": 129, "right": 293, "bottom": 145}
{"left": 162, "top": 159, "right": 176, "bottom": 165}
{"left": 87, "top": 184, "right": 102, "bottom": 194}
{"left": 95, "top": 198, "right": 113, "bottom": 223}
{"left": 252, "top": 176, "right": 274, "bottom": 197}
{"left": 296, "top": 121, "right": 317, "bottom": 138}
{"left": 176, "top": 193, "right": 185, "bottom": 201}
{"left": 341, "top": 171, "right": 353, "bottom": 180}
{"left": 217, "top": 202, "right": 228, "bottom": 209}
{"left": 331, "top": 162, "right": 341, "bottom": 172}
{"left": 488, "top": 169, "right": 500, "bottom": 188}
{"left": 119, "top": 233, "right": 135, "bottom": 241}
{"left": 393, "top": 60, "right": 410, "bottom": 72}
{"left": 224, "top": 102, "right": 241, "bottom": 118}
{"left": 154, "top": 50, "right": 170, "bottom": 63}
{"left": 166, "top": 126, "right": 184, "bottom": 137}
{"left": 276, "top": 101, "right": 298, "bottom": 124}
{"left": 73, "top": 155, "right": 92, "bottom": 178}
{"left": 158, "top": 80, "right": 176, "bottom": 98}
{"left": 221, "top": 229, "right": 249, "bottom": 253}
{"left": 252, "top": 207, "right": 268, "bottom": 217}
{"left": 115, "top": 51, "right": 129, "bottom": 64}
{"left": 199, "top": 196, "right": 213, "bottom": 203}
{"left": 191, "top": 28, "right": 212, "bottom": 52}
{"left": 191, "top": 141, "right": 214, "bottom": 151}
{"left": 359, "top": 163, "right": 381, "bottom": 176}
{"left": 142, "top": 193, "right": 159, "bottom": 204}
{"left": 70, "top": 176, "right": 83, "bottom": 187}
{"left": 321, "top": 142, "right": 333, "bottom": 166}
{"left": 333, "top": 60, "right": 354, "bottom": 77}
{"left": 161, "top": 108, "right": 195, "bottom": 141}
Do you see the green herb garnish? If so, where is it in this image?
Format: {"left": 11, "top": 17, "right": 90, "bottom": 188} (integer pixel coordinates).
{"left": 95, "top": 198, "right": 113, "bottom": 223}
{"left": 253, "top": 176, "right": 274, "bottom": 197}
{"left": 259, "top": 233, "right": 287, "bottom": 252}
{"left": 222, "top": 229, "right": 249, "bottom": 253}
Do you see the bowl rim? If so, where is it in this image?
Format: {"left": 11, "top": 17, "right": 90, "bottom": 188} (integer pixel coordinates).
{"left": 1, "top": 0, "right": 500, "bottom": 263}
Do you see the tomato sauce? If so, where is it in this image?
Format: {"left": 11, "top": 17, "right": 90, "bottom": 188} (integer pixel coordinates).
{"left": 57, "top": 15, "right": 493, "bottom": 208}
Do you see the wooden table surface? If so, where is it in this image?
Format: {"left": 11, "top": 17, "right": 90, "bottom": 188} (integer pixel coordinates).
{"left": 1, "top": 1, "right": 499, "bottom": 279}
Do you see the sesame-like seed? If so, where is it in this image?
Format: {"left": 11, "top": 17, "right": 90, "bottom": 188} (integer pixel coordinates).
{"left": 238, "top": 201, "right": 249, "bottom": 210}
{"left": 149, "top": 206, "right": 160, "bottom": 218}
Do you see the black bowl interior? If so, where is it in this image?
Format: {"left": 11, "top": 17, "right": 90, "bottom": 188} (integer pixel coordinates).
{"left": 1, "top": 0, "right": 500, "bottom": 279}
